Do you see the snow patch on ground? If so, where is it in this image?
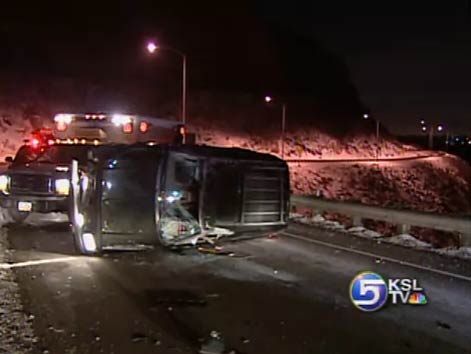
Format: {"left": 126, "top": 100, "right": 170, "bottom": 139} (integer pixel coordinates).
{"left": 383, "top": 234, "right": 433, "bottom": 249}
{"left": 292, "top": 214, "right": 471, "bottom": 261}
{"left": 435, "top": 247, "right": 471, "bottom": 260}
{"left": 291, "top": 212, "right": 344, "bottom": 231}
{"left": 0, "top": 229, "right": 36, "bottom": 353}
{"left": 347, "top": 226, "right": 382, "bottom": 239}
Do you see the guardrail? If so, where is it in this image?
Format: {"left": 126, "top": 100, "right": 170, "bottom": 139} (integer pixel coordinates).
{"left": 291, "top": 195, "right": 471, "bottom": 247}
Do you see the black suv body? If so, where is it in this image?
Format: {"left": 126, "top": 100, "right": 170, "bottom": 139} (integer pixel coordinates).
{"left": 70, "top": 144, "right": 290, "bottom": 254}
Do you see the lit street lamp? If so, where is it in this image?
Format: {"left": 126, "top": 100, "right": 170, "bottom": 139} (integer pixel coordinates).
{"left": 420, "top": 121, "right": 445, "bottom": 150}
{"left": 265, "top": 96, "right": 287, "bottom": 159}
{"left": 146, "top": 41, "right": 187, "bottom": 125}
{"left": 362, "top": 113, "right": 380, "bottom": 159}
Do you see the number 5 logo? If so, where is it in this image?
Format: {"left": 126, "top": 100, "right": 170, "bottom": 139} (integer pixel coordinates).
{"left": 350, "top": 272, "right": 388, "bottom": 312}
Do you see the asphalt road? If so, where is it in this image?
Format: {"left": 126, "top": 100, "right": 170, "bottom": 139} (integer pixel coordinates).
{"left": 4, "top": 220, "right": 471, "bottom": 354}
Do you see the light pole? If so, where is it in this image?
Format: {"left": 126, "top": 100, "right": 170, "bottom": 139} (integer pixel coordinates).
{"left": 420, "top": 120, "right": 444, "bottom": 150}
{"left": 265, "top": 96, "right": 287, "bottom": 159}
{"left": 146, "top": 41, "right": 187, "bottom": 124}
{"left": 363, "top": 113, "right": 380, "bottom": 160}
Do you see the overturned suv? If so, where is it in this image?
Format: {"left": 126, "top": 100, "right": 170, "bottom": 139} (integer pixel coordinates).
{"left": 70, "top": 144, "right": 290, "bottom": 254}
{"left": 0, "top": 144, "right": 91, "bottom": 222}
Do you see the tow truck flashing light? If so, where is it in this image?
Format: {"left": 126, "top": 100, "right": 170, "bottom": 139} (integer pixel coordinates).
{"left": 26, "top": 129, "right": 56, "bottom": 149}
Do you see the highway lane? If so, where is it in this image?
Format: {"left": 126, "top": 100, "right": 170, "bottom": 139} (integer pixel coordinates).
{"left": 4, "top": 220, "right": 471, "bottom": 354}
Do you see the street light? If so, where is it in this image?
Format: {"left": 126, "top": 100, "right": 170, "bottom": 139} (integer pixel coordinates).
{"left": 422, "top": 123, "right": 445, "bottom": 150}
{"left": 362, "top": 112, "right": 380, "bottom": 159}
{"left": 264, "top": 96, "right": 287, "bottom": 159}
{"left": 146, "top": 41, "right": 187, "bottom": 125}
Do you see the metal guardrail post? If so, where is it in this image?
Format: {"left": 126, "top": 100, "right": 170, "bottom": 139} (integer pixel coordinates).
{"left": 397, "top": 224, "right": 411, "bottom": 235}
{"left": 461, "top": 234, "right": 471, "bottom": 247}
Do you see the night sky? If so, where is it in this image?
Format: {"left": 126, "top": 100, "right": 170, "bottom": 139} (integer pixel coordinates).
{"left": 1, "top": 1, "right": 470, "bottom": 134}
{"left": 260, "top": 1, "right": 471, "bottom": 134}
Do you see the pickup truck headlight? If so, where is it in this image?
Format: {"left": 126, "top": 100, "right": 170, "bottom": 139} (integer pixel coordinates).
{"left": 55, "top": 178, "right": 70, "bottom": 196}
{"left": 0, "top": 175, "right": 9, "bottom": 193}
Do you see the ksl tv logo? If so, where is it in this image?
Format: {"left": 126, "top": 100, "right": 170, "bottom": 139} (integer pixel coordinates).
{"left": 349, "top": 271, "right": 428, "bottom": 312}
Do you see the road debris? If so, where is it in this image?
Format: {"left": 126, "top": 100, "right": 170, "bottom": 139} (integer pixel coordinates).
{"left": 131, "top": 332, "right": 148, "bottom": 343}
{"left": 198, "top": 246, "right": 235, "bottom": 256}
{"left": 436, "top": 320, "right": 451, "bottom": 330}
{"left": 199, "top": 330, "right": 225, "bottom": 354}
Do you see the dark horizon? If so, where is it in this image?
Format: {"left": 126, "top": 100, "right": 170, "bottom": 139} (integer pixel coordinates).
{"left": 1, "top": 0, "right": 470, "bottom": 134}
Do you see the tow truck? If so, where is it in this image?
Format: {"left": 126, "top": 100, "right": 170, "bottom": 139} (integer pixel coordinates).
{"left": 0, "top": 113, "right": 188, "bottom": 223}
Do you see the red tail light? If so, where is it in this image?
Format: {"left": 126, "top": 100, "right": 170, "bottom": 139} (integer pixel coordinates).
{"left": 139, "top": 121, "right": 149, "bottom": 133}
{"left": 56, "top": 121, "right": 68, "bottom": 131}
{"left": 123, "top": 122, "right": 133, "bottom": 134}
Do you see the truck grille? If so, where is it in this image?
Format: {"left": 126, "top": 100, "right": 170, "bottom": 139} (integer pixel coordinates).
{"left": 10, "top": 174, "right": 51, "bottom": 194}
{"left": 241, "top": 167, "right": 285, "bottom": 225}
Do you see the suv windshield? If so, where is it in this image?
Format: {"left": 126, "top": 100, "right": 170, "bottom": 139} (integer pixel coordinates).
{"left": 13, "top": 145, "right": 91, "bottom": 165}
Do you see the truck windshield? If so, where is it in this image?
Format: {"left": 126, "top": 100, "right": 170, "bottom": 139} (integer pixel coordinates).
{"left": 13, "top": 146, "right": 41, "bottom": 165}
{"left": 13, "top": 145, "right": 90, "bottom": 165}
{"left": 35, "top": 145, "right": 91, "bottom": 164}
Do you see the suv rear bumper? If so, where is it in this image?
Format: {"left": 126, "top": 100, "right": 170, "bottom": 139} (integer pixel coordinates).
{"left": 0, "top": 194, "right": 68, "bottom": 213}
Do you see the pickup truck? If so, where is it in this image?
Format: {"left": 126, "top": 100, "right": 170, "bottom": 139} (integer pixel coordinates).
{"left": 0, "top": 144, "right": 92, "bottom": 222}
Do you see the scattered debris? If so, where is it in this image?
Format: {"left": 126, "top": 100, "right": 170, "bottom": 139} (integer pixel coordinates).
{"left": 199, "top": 330, "right": 225, "bottom": 354}
{"left": 131, "top": 332, "right": 147, "bottom": 343}
{"left": 198, "top": 246, "right": 235, "bottom": 256}
{"left": 436, "top": 320, "right": 451, "bottom": 330}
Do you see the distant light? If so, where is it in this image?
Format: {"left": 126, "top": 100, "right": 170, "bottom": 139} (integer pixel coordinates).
{"left": 420, "top": 120, "right": 425, "bottom": 125}
{"left": 146, "top": 41, "right": 158, "bottom": 54}
{"left": 363, "top": 113, "right": 369, "bottom": 119}
{"left": 112, "top": 114, "right": 132, "bottom": 126}
{"left": 264, "top": 95, "right": 273, "bottom": 103}
{"left": 437, "top": 125, "right": 444, "bottom": 132}
{"left": 54, "top": 114, "right": 73, "bottom": 124}
{"left": 421, "top": 126, "right": 427, "bottom": 132}
{"left": 468, "top": 140, "right": 471, "bottom": 145}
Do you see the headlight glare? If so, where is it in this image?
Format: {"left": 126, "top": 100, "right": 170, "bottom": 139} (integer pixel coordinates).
{"left": 0, "top": 175, "right": 9, "bottom": 193}
{"left": 55, "top": 178, "right": 70, "bottom": 196}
